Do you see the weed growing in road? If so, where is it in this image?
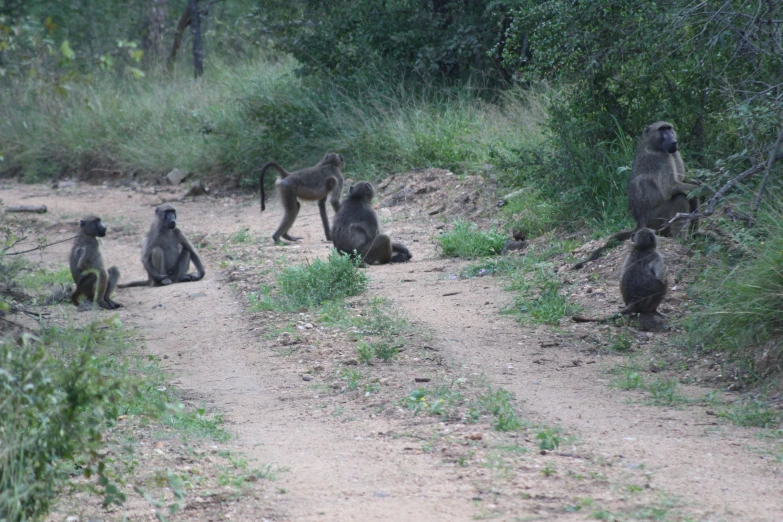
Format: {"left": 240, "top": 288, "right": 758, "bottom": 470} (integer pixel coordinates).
{"left": 438, "top": 220, "right": 506, "bottom": 258}
{"left": 340, "top": 368, "right": 362, "bottom": 391}
{"left": 536, "top": 428, "right": 562, "bottom": 450}
{"left": 479, "top": 388, "right": 522, "bottom": 431}
{"left": 720, "top": 398, "right": 781, "bottom": 428}
{"left": 373, "top": 342, "right": 399, "bottom": 362}
{"left": 356, "top": 342, "right": 374, "bottom": 364}
{"left": 607, "top": 330, "right": 633, "bottom": 352}
{"left": 250, "top": 250, "right": 367, "bottom": 311}
{"left": 646, "top": 378, "right": 687, "bottom": 407}
{"left": 230, "top": 227, "right": 252, "bottom": 243}
{"left": 541, "top": 461, "right": 557, "bottom": 476}
{"left": 506, "top": 265, "right": 580, "bottom": 326}
{"left": 610, "top": 363, "right": 645, "bottom": 390}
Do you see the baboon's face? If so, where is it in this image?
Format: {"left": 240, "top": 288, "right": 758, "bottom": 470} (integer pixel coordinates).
{"left": 646, "top": 122, "right": 678, "bottom": 154}
{"left": 80, "top": 216, "right": 107, "bottom": 237}
{"left": 156, "top": 205, "right": 177, "bottom": 229}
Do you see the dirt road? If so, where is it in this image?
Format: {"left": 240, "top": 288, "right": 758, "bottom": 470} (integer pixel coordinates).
{"left": 4, "top": 179, "right": 782, "bottom": 521}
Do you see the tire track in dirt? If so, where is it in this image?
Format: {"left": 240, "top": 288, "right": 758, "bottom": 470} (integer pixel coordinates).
{"left": 374, "top": 213, "right": 783, "bottom": 522}
{"left": 6, "top": 181, "right": 782, "bottom": 521}
{"left": 4, "top": 184, "right": 473, "bottom": 521}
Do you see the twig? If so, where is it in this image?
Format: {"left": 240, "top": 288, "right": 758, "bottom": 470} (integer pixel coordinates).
{"left": 668, "top": 150, "right": 783, "bottom": 226}
{"left": 752, "top": 124, "right": 783, "bottom": 212}
{"left": 4, "top": 235, "right": 79, "bottom": 256}
{"left": 5, "top": 205, "right": 47, "bottom": 213}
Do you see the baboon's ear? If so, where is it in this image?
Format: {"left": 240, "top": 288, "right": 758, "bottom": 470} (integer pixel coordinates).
{"left": 79, "top": 220, "right": 86, "bottom": 228}
{"left": 349, "top": 184, "right": 355, "bottom": 195}
{"left": 644, "top": 125, "right": 652, "bottom": 135}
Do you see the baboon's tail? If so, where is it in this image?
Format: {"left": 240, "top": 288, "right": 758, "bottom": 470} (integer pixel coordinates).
{"left": 259, "top": 161, "right": 288, "bottom": 213}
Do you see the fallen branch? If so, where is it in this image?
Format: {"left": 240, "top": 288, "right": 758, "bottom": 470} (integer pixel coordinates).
{"left": 5, "top": 205, "right": 47, "bottom": 213}
{"left": 752, "top": 124, "right": 783, "bottom": 212}
{"left": 668, "top": 150, "right": 783, "bottom": 226}
{"left": 4, "top": 235, "right": 79, "bottom": 256}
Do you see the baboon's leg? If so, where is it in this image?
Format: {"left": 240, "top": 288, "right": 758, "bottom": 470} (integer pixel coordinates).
{"left": 92, "top": 268, "right": 112, "bottom": 310}
{"left": 274, "top": 183, "right": 301, "bottom": 242}
{"left": 318, "top": 198, "right": 332, "bottom": 241}
{"left": 104, "top": 267, "right": 122, "bottom": 308}
{"left": 688, "top": 196, "right": 700, "bottom": 234}
{"left": 664, "top": 194, "right": 692, "bottom": 238}
{"left": 361, "top": 235, "right": 393, "bottom": 265}
{"left": 71, "top": 273, "right": 96, "bottom": 306}
{"left": 151, "top": 246, "right": 172, "bottom": 285}
{"left": 391, "top": 242, "right": 413, "bottom": 263}
{"left": 174, "top": 249, "right": 192, "bottom": 282}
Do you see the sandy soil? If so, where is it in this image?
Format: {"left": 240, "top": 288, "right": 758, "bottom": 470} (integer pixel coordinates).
{"left": 3, "top": 176, "right": 782, "bottom": 521}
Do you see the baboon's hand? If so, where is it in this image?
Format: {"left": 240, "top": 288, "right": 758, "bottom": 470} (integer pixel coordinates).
{"left": 161, "top": 277, "right": 173, "bottom": 285}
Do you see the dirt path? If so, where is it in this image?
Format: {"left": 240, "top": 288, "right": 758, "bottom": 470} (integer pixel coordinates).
{"left": 4, "top": 180, "right": 782, "bottom": 521}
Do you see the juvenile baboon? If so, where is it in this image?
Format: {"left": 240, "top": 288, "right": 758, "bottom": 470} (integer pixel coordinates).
{"left": 69, "top": 215, "right": 122, "bottom": 310}
{"left": 118, "top": 204, "right": 205, "bottom": 287}
{"left": 259, "top": 153, "right": 345, "bottom": 243}
{"left": 572, "top": 228, "right": 668, "bottom": 331}
{"left": 572, "top": 121, "right": 702, "bottom": 269}
{"left": 331, "top": 181, "right": 412, "bottom": 265}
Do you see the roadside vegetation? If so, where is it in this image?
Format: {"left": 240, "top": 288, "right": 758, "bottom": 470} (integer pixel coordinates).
{"left": 2, "top": 0, "right": 783, "bottom": 518}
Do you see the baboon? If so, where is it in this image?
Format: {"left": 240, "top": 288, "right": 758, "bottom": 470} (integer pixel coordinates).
{"left": 69, "top": 215, "right": 122, "bottom": 310}
{"left": 573, "top": 228, "right": 668, "bottom": 331}
{"left": 260, "top": 152, "right": 345, "bottom": 243}
{"left": 331, "top": 181, "right": 412, "bottom": 265}
{"left": 118, "top": 204, "right": 205, "bottom": 287}
{"left": 572, "top": 121, "right": 702, "bottom": 269}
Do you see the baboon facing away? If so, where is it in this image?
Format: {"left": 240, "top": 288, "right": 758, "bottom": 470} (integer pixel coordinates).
{"left": 573, "top": 228, "right": 668, "bottom": 331}
{"left": 332, "top": 181, "right": 412, "bottom": 265}
{"left": 572, "top": 121, "right": 702, "bottom": 269}
{"left": 259, "top": 153, "right": 345, "bottom": 243}
{"left": 70, "top": 215, "right": 122, "bottom": 310}
{"left": 118, "top": 204, "right": 205, "bottom": 288}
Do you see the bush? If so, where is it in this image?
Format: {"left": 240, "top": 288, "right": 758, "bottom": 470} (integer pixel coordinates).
{"left": 438, "top": 220, "right": 507, "bottom": 258}
{"left": 0, "top": 322, "right": 131, "bottom": 520}
{"left": 254, "top": 250, "right": 367, "bottom": 311}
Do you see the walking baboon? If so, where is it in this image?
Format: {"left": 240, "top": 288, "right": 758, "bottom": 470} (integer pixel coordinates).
{"left": 259, "top": 153, "right": 345, "bottom": 243}
{"left": 332, "top": 181, "right": 412, "bottom": 265}
{"left": 69, "top": 215, "right": 122, "bottom": 310}
{"left": 118, "top": 204, "right": 205, "bottom": 288}
{"left": 573, "top": 228, "right": 668, "bottom": 331}
{"left": 572, "top": 121, "right": 702, "bottom": 270}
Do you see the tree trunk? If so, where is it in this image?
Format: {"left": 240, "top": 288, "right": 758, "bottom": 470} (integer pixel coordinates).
{"left": 189, "top": 0, "right": 204, "bottom": 78}
{"left": 143, "top": 0, "right": 168, "bottom": 60}
{"left": 167, "top": 7, "right": 191, "bottom": 72}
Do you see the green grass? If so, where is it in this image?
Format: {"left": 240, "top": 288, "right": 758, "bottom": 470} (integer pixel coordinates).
{"left": 682, "top": 206, "right": 783, "bottom": 374}
{"left": 248, "top": 250, "right": 367, "bottom": 311}
{"left": 505, "top": 265, "right": 581, "bottom": 326}
{"left": 17, "top": 267, "right": 72, "bottom": 291}
{"left": 1, "top": 56, "right": 547, "bottom": 186}
{"left": 438, "top": 220, "right": 507, "bottom": 258}
{"left": 720, "top": 398, "right": 781, "bottom": 428}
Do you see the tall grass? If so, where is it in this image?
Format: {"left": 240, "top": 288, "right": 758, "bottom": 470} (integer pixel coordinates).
{"left": 683, "top": 204, "right": 783, "bottom": 374}
{"left": 0, "top": 56, "right": 547, "bottom": 188}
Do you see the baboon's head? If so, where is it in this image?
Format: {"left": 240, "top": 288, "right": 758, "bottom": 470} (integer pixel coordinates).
{"left": 80, "top": 215, "right": 107, "bottom": 237}
{"left": 348, "top": 181, "right": 375, "bottom": 203}
{"left": 156, "top": 203, "right": 177, "bottom": 230}
{"left": 631, "top": 228, "right": 657, "bottom": 250}
{"left": 321, "top": 152, "right": 345, "bottom": 169}
{"left": 644, "top": 121, "right": 678, "bottom": 154}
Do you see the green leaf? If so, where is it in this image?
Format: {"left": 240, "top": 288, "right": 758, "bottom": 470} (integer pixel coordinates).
{"left": 127, "top": 67, "right": 146, "bottom": 79}
{"left": 60, "top": 39, "right": 75, "bottom": 60}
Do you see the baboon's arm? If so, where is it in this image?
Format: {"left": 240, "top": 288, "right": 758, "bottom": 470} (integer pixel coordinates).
{"left": 176, "top": 230, "right": 206, "bottom": 280}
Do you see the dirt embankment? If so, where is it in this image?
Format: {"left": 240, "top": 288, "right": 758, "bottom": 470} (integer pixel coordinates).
{"left": 3, "top": 171, "right": 782, "bottom": 521}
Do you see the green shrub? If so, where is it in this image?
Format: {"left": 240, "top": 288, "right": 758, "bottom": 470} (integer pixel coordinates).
{"left": 683, "top": 206, "right": 783, "bottom": 365}
{"left": 0, "top": 322, "right": 130, "bottom": 519}
{"left": 256, "top": 250, "right": 367, "bottom": 311}
{"left": 438, "top": 220, "right": 507, "bottom": 258}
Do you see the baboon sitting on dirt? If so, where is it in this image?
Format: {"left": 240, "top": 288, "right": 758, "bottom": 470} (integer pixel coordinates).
{"left": 69, "top": 215, "right": 122, "bottom": 310}
{"left": 331, "top": 181, "right": 412, "bottom": 265}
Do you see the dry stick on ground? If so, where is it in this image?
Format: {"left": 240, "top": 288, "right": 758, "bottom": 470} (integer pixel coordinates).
{"left": 752, "top": 124, "right": 783, "bottom": 213}
{"left": 5, "top": 205, "right": 47, "bottom": 213}
{"left": 668, "top": 150, "right": 783, "bottom": 229}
